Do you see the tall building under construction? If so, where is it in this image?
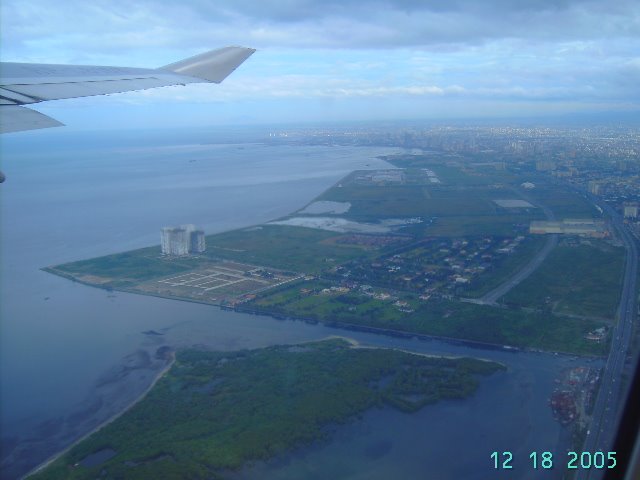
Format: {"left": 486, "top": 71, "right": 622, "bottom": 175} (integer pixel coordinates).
{"left": 161, "top": 224, "right": 206, "bottom": 256}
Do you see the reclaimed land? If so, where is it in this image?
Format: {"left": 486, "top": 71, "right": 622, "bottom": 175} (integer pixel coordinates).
{"left": 29, "top": 339, "right": 504, "bottom": 480}
{"left": 503, "top": 241, "right": 626, "bottom": 319}
{"left": 43, "top": 161, "right": 612, "bottom": 356}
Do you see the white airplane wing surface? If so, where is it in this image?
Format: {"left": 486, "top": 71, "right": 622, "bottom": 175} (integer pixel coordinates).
{"left": 0, "top": 46, "right": 255, "bottom": 134}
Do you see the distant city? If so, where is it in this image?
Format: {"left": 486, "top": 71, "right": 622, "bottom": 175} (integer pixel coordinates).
{"left": 266, "top": 124, "right": 640, "bottom": 238}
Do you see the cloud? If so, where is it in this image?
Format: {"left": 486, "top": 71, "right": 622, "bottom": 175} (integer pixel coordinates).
{"left": 1, "top": 0, "right": 638, "bottom": 123}
{"left": 3, "top": 0, "right": 639, "bottom": 57}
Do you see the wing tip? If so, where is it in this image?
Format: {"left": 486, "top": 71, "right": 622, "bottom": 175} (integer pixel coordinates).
{"left": 161, "top": 46, "right": 255, "bottom": 83}
{"left": 0, "top": 105, "right": 64, "bottom": 134}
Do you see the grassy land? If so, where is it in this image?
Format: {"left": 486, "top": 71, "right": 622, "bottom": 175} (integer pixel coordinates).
{"left": 463, "top": 236, "right": 548, "bottom": 297}
{"left": 46, "top": 225, "right": 375, "bottom": 285}
{"left": 44, "top": 247, "right": 202, "bottom": 288}
{"left": 504, "top": 242, "right": 625, "bottom": 319}
{"left": 425, "top": 214, "right": 542, "bottom": 236}
{"left": 31, "top": 339, "right": 503, "bottom": 480}
{"left": 45, "top": 163, "right": 543, "bottom": 284}
{"left": 249, "top": 281, "right": 608, "bottom": 355}
{"left": 317, "top": 183, "right": 539, "bottom": 222}
{"left": 204, "top": 225, "right": 374, "bottom": 273}
{"left": 524, "top": 184, "right": 598, "bottom": 219}
{"left": 380, "top": 155, "right": 518, "bottom": 185}
{"left": 42, "top": 163, "right": 604, "bottom": 356}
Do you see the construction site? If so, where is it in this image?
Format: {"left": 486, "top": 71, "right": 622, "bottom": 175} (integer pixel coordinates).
{"left": 134, "top": 260, "right": 303, "bottom": 306}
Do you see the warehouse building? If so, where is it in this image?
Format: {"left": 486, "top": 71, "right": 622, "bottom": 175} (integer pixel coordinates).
{"left": 529, "top": 219, "right": 607, "bottom": 238}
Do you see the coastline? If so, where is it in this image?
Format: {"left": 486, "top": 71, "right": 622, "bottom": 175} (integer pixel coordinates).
{"left": 20, "top": 335, "right": 505, "bottom": 479}
{"left": 22, "top": 352, "right": 176, "bottom": 479}
{"left": 41, "top": 266, "right": 599, "bottom": 359}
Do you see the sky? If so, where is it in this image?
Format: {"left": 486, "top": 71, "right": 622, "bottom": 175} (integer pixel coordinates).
{"left": 1, "top": 0, "right": 640, "bottom": 129}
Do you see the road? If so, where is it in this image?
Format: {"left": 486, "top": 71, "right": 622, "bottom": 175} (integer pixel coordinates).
{"left": 479, "top": 189, "right": 558, "bottom": 305}
{"left": 576, "top": 194, "right": 638, "bottom": 480}
{"left": 480, "top": 233, "right": 558, "bottom": 304}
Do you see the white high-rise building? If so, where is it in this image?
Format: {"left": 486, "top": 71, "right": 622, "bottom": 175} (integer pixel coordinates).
{"left": 161, "top": 224, "right": 206, "bottom": 256}
{"left": 624, "top": 202, "right": 639, "bottom": 219}
{"left": 161, "top": 227, "right": 189, "bottom": 256}
{"left": 190, "top": 230, "right": 206, "bottom": 253}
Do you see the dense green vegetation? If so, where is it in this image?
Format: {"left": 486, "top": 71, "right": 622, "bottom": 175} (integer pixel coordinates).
{"left": 250, "top": 282, "right": 607, "bottom": 355}
{"left": 504, "top": 242, "right": 626, "bottom": 319}
{"left": 31, "top": 339, "right": 503, "bottom": 480}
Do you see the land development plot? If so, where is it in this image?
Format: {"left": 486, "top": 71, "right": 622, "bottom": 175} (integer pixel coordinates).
{"left": 45, "top": 256, "right": 303, "bottom": 306}
{"left": 43, "top": 155, "right": 621, "bottom": 356}
{"left": 136, "top": 261, "right": 303, "bottom": 304}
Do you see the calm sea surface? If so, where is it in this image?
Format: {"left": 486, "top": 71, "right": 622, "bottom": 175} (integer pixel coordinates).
{"left": 0, "top": 127, "right": 588, "bottom": 479}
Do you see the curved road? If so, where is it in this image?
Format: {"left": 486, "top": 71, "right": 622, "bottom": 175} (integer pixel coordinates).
{"left": 481, "top": 233, "right": 558, "bottom": 304}
{"left": 479, "top": 189, "right": 558, "bottom": 305}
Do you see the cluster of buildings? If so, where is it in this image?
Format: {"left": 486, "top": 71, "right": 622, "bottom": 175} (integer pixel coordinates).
{"left": 328, "top": 236, "right": 527, "bottom": 296}
{"left": 161, "top": 224, "right": 206, "bottom": 256}
{"left": 529, "top": 219, "right": 608, "bottom": 238}
{"left": 266, "top": 124, "right": 639, "bottom": 162}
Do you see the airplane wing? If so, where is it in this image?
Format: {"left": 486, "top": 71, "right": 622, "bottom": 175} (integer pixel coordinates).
{"left": 0, "top": 46, "right": 255, "bottom": 134}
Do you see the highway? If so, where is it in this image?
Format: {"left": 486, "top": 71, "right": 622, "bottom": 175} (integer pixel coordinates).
{"left": 575, "top": 195, "right": 638, "bottom": 480}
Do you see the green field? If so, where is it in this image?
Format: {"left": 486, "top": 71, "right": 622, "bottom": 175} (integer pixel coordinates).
{"left": 31, "top": 339, "right": 503, "bottom": 480}
{"left": 249, "top": 281, "right": 608, "bottom": 355}
{"left": 204, "top": 225, "right": 374, "bottom": 273}
{"left": 425, "top": 214, "right": 542, "bottom": 236}
{"left": 46, "top": 225, "right": 375, "bottom": 284}
{"left": 380, "top": 155, "right": 518, "bottom": 185}
{"left": 317, "top": 183, "right": 539, "bottom": 222}
{"left": 504, "top": 242, "right": 625, "bottom": 319}
{"left": 44, "top": 247, "right": 201, "bottom": 288}
{"left": 524, "top": 184, "right": 598, "bottom": 219}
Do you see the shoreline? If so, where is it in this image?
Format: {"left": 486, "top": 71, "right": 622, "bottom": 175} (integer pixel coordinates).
{"left": 22, "top": 353, "right": 176, "bottom": 479}
{"left": 42, "top": 266, "right": 601, "bottom": 359}
{"left": 22, "top": 338, "right": 506, "bottom": 480}
{"left": 19, "top": 335, "right": 489, "bottom": 479}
